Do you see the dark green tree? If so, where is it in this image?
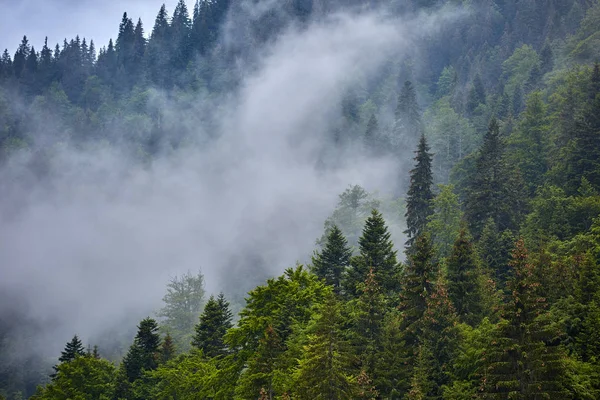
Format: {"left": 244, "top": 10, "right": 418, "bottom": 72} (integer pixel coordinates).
{"left": 58, "top": 335, "right": 86, "bottom": 364}
{"left": 192, "top": 293, "right": 233, "bottom": 358}
{"left": 292, "top": 293, "right": 356, "bottom": 399}
{"left": 482, "top": 239, "right": 569, "bottom": 399}
{"left": 311, "top": 225, "right": 352, "bottom": 295}
{"left": 447, "top": 228, "right": 484, "bottom": 326}
{"left": 564, "top": 63, "right": 600, "bottom": 193}
{"left": 398, "top": 234, "right": 437, "bottom": 349}
{"left": 465, "top": 118, "right": 522, "bottom": 238}
{"left": 404, "top": 134, "right": 434, "bottom": 250}
{"left": 345, "top": 210, "right": 399, "bottom": 298}
{"left": 467, "top": 73, "right": 486, "bottom": 114}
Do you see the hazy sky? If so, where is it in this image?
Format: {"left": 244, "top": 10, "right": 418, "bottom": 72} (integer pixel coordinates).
{"left": 0, "top": 0, "right": 174, "bottom": 53}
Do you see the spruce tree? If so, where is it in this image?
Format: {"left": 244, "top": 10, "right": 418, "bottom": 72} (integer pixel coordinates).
{"left": 565, "top": 63, "right": 600, "bottom": 193}
{"left": 58, "top": 335, "right": 85, "bottom": 363}
{"left": 482, "top": 239, "right": 569, "bottom": 399}
{"left": 311, "top": 225, "right": 352, "bottom": 295}
{"left": 398, "top": 234, "right": 437, "bottom": 348}
{"left": 292, "top": 293, "right": 356, "bottom": 399}
{"left": 364, "top": 114, "right": 382, "bottom": 156}
{"left": 394, "top": 80, "right": 422, "bottom": 152}
{"left": 447, "top": 228, "right": 483, "bottom": 326}
{"left": 344, "top": 210, "right": 398, "bottom": 298}
{"left": 465, "top": 118, "right": 521, "bottom": 238}
{"left": 160, "top": 333, "right": 176, "bottom": 363}
{"left": 192, "top": 293, "right": 233, "bottom": 357}
{"left": 349, "top": 269, "right": 386, "bottom": 379}
{"left": 404, "top": 134, "right": 434, "bottom": 250}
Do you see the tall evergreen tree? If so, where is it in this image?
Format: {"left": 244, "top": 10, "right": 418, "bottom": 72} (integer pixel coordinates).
{"left": 398, "top": 234, "right": 437, "bottom": 349}
{"left": 349, "top": 269, "right": 386, "bottom": 380}
{"left": 192, "top": 293, "right": 233, "bottom": 358}
{"left": 160, "top": 333, "right": 176, "bottom": 363}
{"left": 447, "top": 228, "right": 483, "bottom": 326}
{"left": 292, "top": 293, "right": 356, "bottom": 399}
{"left": 394, "top": 80, "right": 422, "bottom": 153}
{"left": 564, "top": 63, "right": 600, "bottom": 193}
{"left": 482, "top": 239, "right": 569, "bottom": 399}
{"left": 311, "top": 225, "right": 352, "bottom": 295}
{"left": 345, "top": 210, "right": 398, "bottom": 298}
{"left": 465, "top": 118, "right": 521, "bottom": 238}
{"left": 404, "top": 134, "right": 434, "bottom": 250}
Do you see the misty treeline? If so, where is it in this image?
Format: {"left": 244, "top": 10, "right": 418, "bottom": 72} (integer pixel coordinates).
{"left": 2, "top": 0, "right": 600, "bottom": 399}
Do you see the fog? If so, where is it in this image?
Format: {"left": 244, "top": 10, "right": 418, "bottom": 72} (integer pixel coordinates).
{"left": 0, "top": 2, "right": 463, "bottom": 359}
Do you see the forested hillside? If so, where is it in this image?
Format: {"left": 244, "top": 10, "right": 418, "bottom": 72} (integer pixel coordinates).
{"left": 2, "top": 0, "right": 600, "bottom": 399}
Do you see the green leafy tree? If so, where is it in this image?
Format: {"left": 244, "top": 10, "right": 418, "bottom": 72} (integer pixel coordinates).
{"left": 311, "top": 225, "right": 352, "bottom": 295}
{"left": 345, "top": 210, "right": 399, "bottom": 298}
{"left": 192, "top": 293, "right": 233, "bottom": 358}
{"left": 32, "top": 356, "right": 115, "bottom": 400}
{"left": 404, "top": 135, "right": 434, "bottom": 250}
{"left": 158, "top": 270, "right": 206, "bottom": 352}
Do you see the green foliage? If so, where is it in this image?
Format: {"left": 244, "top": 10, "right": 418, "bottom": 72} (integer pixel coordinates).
{"left": 404, "top": 135, "right": 434, "bottom": 250}
{"left": 192, "top": 293, "right": 233, "bottom": 358}
{"left": 345, "top": 209, "right": 399, "bottom": 298}
{"left": 292, "top": 293, "right": 357, "bottom": 399}
{"left": 311, "top": 225, "right": 352, "bottom": 295}
{"left": 447, "top": 229, "right": 484, "bottom": 326}
{"left": 158, "top": 270, "right": 206, "bottom": 352}
{"left": 33, "top": 356, "right": 115, "bottom": 400}
{"left": 426, "top": 184, "right": 462, "bottom": 260}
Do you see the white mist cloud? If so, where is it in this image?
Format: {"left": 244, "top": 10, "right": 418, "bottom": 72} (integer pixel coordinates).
{"left": 0, "top": 6, "right": 463, "bottom": 355}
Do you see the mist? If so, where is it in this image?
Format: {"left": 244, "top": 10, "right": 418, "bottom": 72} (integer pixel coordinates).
{"left": 0, "top": 3, "right": 463, "bottom": 360}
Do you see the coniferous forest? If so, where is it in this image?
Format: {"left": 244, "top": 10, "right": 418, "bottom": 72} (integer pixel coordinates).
{"left": 2, "top": 0, "right": 600, "bottom": 399}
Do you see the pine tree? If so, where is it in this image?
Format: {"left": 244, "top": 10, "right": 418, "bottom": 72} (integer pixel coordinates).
{"left": 482, "top": 239, "right": 569, "bottom": 399}
{"left": 345, "top": 210, "right": 399, "bottom": 298}
{"left": 292, "top": 293, "right": 356, "bottom": 399}
{"left": 398, "top": 234, "right": 437, "bottom": 348}
{"left": 447, "top": 228, "right": 483, "bottom": 326}
{"left": 160, "top": 333, "right": 176, "bottom": 363}
{"left": 192, "top": 293, "right": 233, "bottom": 357}
{"left": 394, "top": 80, "right": 422, "bottom": 152}
{"left": 564, "top": 63, "right": 600, "bottom": 193}
{"left": 58, "top": 335, "right": 86, "bottom": 364}
{"left": 478, "top": 218, "right": 515, "bottom": 289}
{"left": 404, "top": 134, "right": 434, "bottom": 250}
{"left": 311, "top": 225, "right": 352, "bottom": 295}
{"left": 465, "top": 118, "right": 521, "bottom": 238}
{"left": 349, "top": 269, "right": 386, "bottom": 379}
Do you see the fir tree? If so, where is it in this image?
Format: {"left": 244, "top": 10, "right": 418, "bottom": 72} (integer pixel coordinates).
{"left": 394, "top": 80, "right": 422, "bottom": 152}
{"left": 447, "top": 228, "right": 483, "bottom": 326}
{"left": 292, "top": 293, "right": 356, "bottom": 399}
{"left": 160, "top": 333, "right": 176, "bottom": 363}
{"left": 58, "top": 335, "right": 86, "bottom": 364}
{"left": 404, "top": 134, "right": 434, "bottom": 250}
{"left": 467, "top": 73, "right": 486, "bottom": 114}
{"left": 465, "top": 118, "right": 521, "bottom": 238}
{"left": 311, "top": 225, "right": 352, "bottom": 295}
{"left": 364, "top": 114, "right": 383, "bottom": 156}
{"left": 345, "top": 210, "right": 399, "bottom": 298}
{"left": 482, "top": 239, "right": 569, "bottom": 399}
{"left": 398, "top": 234, "right": 437, "bottom": 348}
{"left": 192, "top": 293, "right": 233, "bottom": 357}
{"left": 349, "top": 269, "right": 386, "bottom": 379}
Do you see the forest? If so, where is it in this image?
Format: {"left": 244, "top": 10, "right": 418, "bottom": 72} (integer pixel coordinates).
{"left": 2, "top": 0, "right": 600, "bottom": 399}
